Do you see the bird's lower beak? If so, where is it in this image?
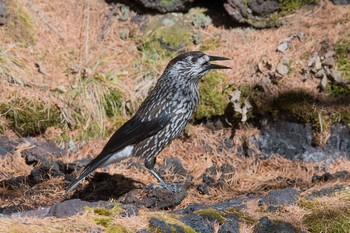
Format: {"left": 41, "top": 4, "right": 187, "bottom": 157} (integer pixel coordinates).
{"left": 208, "top": 55, "right": 231, "bottom": 70}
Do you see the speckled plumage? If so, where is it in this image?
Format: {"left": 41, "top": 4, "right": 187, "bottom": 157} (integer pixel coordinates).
{"left": 66, "top": 51, "right": 229, "bottom": 192}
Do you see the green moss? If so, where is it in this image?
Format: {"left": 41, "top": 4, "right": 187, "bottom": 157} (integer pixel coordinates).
{"left": 5, "top": 0, "right": 36, "bottom": 45}
{"left": 0, "top": 98, "right": 63, "bottom": 136}
{"left": 195, "top": 208, "right": 226, "bottom": 224}
{"left": 151, "top": 214, "right": 197, "bottom": 233}
{"left": 106, "top": 224, "right": 129, "bottom": 233}
{"left": 194, "top": 72, "right": 234, "bottom": 120}
{"left": 301, "top": 199, "right": 350, "bottom": 233}
{"left": 226, "top": 208, "right": 256, "bottom": 225}
{"left": 85, "top": 203, "right": 124, "bottom": 217}
{"left": 280, "top": 0, "right": 317, "bottom": 12}
{"left": 335, "top": 37, "right": 350, "bottom": 80}
{"left": 137, "top": 15, "right": 192, "bottom": 61}
{"left": 199, "top": 36, "right": 221, "bottom": 51}
{"left": 86, "top": 204, "right": 130, "bottom": 231}
{"left": 93, "top": 216, "right": 113, "bottom": 227}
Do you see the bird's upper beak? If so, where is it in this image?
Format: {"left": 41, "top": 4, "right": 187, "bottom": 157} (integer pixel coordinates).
{"left": 207, "top": 55, "right": 231, "bottom": 70}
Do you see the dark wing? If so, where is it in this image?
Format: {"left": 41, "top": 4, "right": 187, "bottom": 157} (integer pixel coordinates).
{"left": 66, "top": 112, "right": 171, "bottom": 192}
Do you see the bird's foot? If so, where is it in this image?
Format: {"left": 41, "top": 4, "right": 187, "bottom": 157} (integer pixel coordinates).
{"left": 148, "top": 182, "right": 185, "bottom": 193}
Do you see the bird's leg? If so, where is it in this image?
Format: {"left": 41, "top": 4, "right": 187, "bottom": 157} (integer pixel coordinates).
{"left": 145, "top": 156, "right": 166, "bottom": 186}
{"left": 145, "top": 156, "right": 184, "bottom": 193}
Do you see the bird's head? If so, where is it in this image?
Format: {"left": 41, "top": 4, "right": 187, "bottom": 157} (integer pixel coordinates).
{"left": 164, "top": 51, "right": 230, "bottom": 83}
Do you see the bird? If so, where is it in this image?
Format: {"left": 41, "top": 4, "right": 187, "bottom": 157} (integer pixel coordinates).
{"left": 66, "top": 51, "right": 230, "bottom": 193}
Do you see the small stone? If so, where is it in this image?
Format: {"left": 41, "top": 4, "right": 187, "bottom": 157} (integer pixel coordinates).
{"left": 322, "top": 57, "right": 335, "bottom": 67}
{"left": 118, "top": 4, "right": 129, "bottom": 21}
{"left": 315, "top": 69, "right": 325, "bottom": 79}
{"left": 35, "top": 61, "right": 47, "bottom": 75}
{"left": 119, "top": 28, "right": 129, "bottom": 40}
{"left": 294, "top": 31, "right": 305, "bottom": 41}
{"left": 0, "top": 1, "right": 7, "bottom": 26}
{"left": 197, "top": 183, "right": 209, "bottom": 195}
{"left": 320, "top": 75, "right": 328, "bottom": 91}
{"left": 324, "top": 50, "right": 336, "bottom": 58}
{"left": 314, "top": 56, "right": 322, "bottom": 70}
{"left": 277, "top": 41, "right": 289, "bottom": 53}
{"left": 330, "top": 70, "right": 347, "bottom": 84}
{"left": 276, "top": 63, "right": 288, "bottom": 76}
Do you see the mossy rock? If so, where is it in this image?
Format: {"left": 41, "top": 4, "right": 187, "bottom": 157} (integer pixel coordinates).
{"left": 230, "top": 0, "right": 318, "bottom": 28}
{"left": 4, "top": 0, "right": 36, "bottom": 45}
{"left": 195, "top": 208, "right": 226, "bottom": 224}
{"left": 226, "top": 208, "right": 257, "bottom": 225}
{"left": 194, "top": 71, "right": 234, "bottom": 121}
{"left": 137, "top": 15, "right": 192, "bottom": 61}
{"left": 0, "top": 98, "right": 64, "bottom": 136}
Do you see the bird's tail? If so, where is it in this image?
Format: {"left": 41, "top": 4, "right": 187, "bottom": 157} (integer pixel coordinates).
{"left": 65, "top": 154, "right": 110, "bottom": 193}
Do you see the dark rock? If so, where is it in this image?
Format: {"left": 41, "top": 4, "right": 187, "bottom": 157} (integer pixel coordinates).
{"left": 133, "top": 0, "right": 194, "bottom": 13}
{"left": 324, "top": 124, "right": 350, "bottom": 159}
{"left": 0, "top": 136, "right": 19, "bottom": 156}
{"left": 180, "top": 213, "right": 215, "bottom": 233}
{"left": 261, "top": 188, "right": 298, "bottom": 206}
{"left": 218, "top": 219, "right": 240, "bottom": 233}
{"left": 202, "top": 164, "right": 235, "bottom": 187}
{"left": 197, "top": 183, "right": 210, "bottom": 195}
{"left": 0, "top": 0, "right": 6, "bottom": 26}
{"left": 254, "top": 216, "right": 296, "bottom": 233}
{"left": 21, "top": 137, "right": 67, "bottom": 165}
{"left": 258, "top": 121, "right": 350, "bottom": 162}
{"left": 46, "top": 199, "right": 113, "bottom": 218}
{"left": 307, "top": 184, "right": 346, "bottom": 199}
{"left": 312, "top": 172, "right": 333, "bottom": 182}
{"left": 331, "top": 0, "right": 350, "bottom": 4}
{"left": 119, "top": 204, "right": 139, "bottom": 217}
{"left": 267, "top": 205, "right": 279, "bottom": 212}
{"left": 259, "top": 121, "right": 313, "bottom": 160}
{"left": 28, "top": 160, "right": 66, "bottom": 185}
{"left": 172, "top": 203, "right": 205, "bottom": 214}
{"left": 209, "top": 198, "right": 245, "bottom": 211}
{"left": 149, "top": 217, "right": 186, "bottom": 233}
{"left": 312, "top": 171, "right": 350, "bottom": 182}
{"left": 121, "top": 183, "right": 187, "bottom": 209}
{"left": 0, "top": 175, "right": 27, "bottom": 189}
{"left": 224, "top": 0, "right": 283, "bottom": 29}
{"left": 136, "top": 229, "right": 151, "bottom": 233}
{"left": 224, "top": 137, "right": 234, "bottom": 149}
{"left": 0, "top": 204, "right": 33, "bottom": 215}
{"left": 248, "top": 0, "right": 280, "bottom": 16}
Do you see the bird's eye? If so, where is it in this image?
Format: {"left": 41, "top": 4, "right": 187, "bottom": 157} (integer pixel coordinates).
{"left": 190, "top": 57, "right": 198, "bottom": 63}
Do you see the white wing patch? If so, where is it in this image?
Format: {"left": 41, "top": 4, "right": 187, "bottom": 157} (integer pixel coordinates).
{"left": 103, "top": 145, "right": 134, "bottom": 166}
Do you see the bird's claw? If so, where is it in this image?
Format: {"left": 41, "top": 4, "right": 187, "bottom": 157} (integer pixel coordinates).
{"left": 148, "top": 182, "right": 184, "bottom": 193}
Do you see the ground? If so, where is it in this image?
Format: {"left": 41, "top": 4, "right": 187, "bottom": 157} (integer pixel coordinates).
{"left": 0, "top": 0, "right": 350, "bottom": 232}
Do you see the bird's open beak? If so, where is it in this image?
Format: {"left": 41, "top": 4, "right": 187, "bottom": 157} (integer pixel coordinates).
{"left": 208, "top": 55, "right": 231, "bottom": 70}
